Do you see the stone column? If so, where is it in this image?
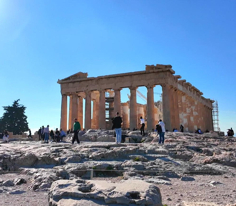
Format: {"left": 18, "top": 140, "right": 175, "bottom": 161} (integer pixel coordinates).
{"left": 99, "top": 89, "right": 106, "bottom": 129}
{"left": 130, "top": 87, "right": 137, "bottom": 130}
{"left": 173, "top": 88, "right": 180, "bottom": 129}
{"left": 69, "top": 95, "right": 72, "bottom": 130}
{"left": 162, "top": 84, "right": 172, "bottom": 131}
{"left": 199, "top": 103, "right": 204, "bottom": 130}
{"left": 60, "top": 94, "right": 67, "bottom": 131}
{"left": 203, "top": 105, "right": 207, "bottom": 132}
{"left": 114, "top": 88, "right": 121, "bottom": 116}
{"left": 169, "top": 87, "right": 175, "bottom": 130}
{"left": 95, "top": 98, "right": 99, "bottom": 129}
{"left": 192, "top": 101, "right": 198, "bottom": 131}
{"left": 85, "top": 91, "right": 91, "bottom": 129}
{"left": 147, "top": 85, "right": 155, "bottom": 130}
{"left": 121, "top": 102, "right": 129, "bottom": 129}
{"left": 188, "top": 98, "right": 194, "bottom": 132}
{"left": 185, "top": 96, "right": 192, "bottom": 132}
{"left": 91, "top": 100, "right": 96, "bottom": 129}
{"left": 210, "top": 108, "right": 214, "bottom": 131}
{"left": 206, "top": 107, "right": 211, "bottom": 131}
{"left": 78, "top": 96, "right": 83, "bottom": 129}
{"left": 71, "top": 93, "right": 78, "bottom": 124}
{"left": 177, "top": 91, "right": 184, "bottom": 127}
{"left": 181, "top": 94, "right": 187, "bottom": 130}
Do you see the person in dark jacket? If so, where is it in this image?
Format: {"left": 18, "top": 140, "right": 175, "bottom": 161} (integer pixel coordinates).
{"left": 112, "top": 112, "right": 123, "bottom": 144}
{"left": 55, "top": 128, "right": 60, "bottom": 142}
{"left": 38, "top": 127, "right": 42, "bottom": 140}
{"left": 50, "top": 130, "right": 55, "bottom": 142}
{"left": 151, "top": 124, "right": 162, "bottom": 143}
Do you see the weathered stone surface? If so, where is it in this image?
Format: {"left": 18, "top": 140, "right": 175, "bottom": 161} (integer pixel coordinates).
{"left": 48, "top": 179, "right": 162, "bottom": 206}
{"left": 1, "top": 131, "right": 236, "bottom": 205}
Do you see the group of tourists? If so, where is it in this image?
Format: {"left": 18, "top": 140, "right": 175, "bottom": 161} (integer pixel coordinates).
{"left": 111, "top": 113, "right": 167, "bottom": 145}
{"left": 37, "top": 126, "right": 67, "bottom": 143}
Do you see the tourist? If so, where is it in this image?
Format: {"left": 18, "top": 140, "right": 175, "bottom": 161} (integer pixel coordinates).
{"left": 173, "top": 128, "right": 178, "bottom": 132}
{"left": 41, "top": 126, "right": 45, "bottom": 141}
{"left": 28, "top": 129, "right": 32, "bottom": 138}
{"left": 44, "top": 125, "right": 49, "bottom": 143}
{"left": 60, "top": 129, "right": 66, "bottom": 141}
{"left": 180, "top": 124, "right": 184, "bottom": 132}
{"left": 50, "top": 130, "right": 55, "bottom": 142}
{"left": 227, "top": 128, "right": 234, "bottom": 137}
{"left": 140, "top": 116, "right": 145, "bottom": 136}
{"left": 72, "top": 118, "right": 81, "bottom": 144}
{"left": 55, "top": 128, "right": 60, "bottom": 142}
{"left": 38, "top": 127, "right": 42, "bottom": 140}
{"left": 151, "top": 123, "right": 162, "bottom": 143}
{"left": 158, "top": 119, "right": 166, "bottom": 144}
{"left": 196, "top": 128, "right": 203, "bottom": 134}
{"left": 112, "top": 112, "right": 123, "bottom": 144}
{"left": 3, "top": 130, "right": 9, "bottom": 143}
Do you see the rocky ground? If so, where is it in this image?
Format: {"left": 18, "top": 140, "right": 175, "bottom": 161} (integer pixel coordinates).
{"left": 0, "top": 130, "right": 236, "bottom": 206}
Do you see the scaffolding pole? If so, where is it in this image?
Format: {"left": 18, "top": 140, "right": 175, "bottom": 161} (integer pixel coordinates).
{"left": 212, "top": 101, "right": 220, "bottom": 132}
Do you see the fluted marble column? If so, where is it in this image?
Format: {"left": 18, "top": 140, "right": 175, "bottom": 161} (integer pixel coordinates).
{"left": 210, "top": 108, "right": 213, "bottom": 131}
{"left": 114, "top": 88, "right": 121, "bottom": 116}
{"left": 130, "top": 87, "right": 137, "bottom": 130}
{"left": 206, "top": 107, "right": 211, "bottom": 131}
{"left": 99, "top": 89, "right": 106, "bottom": 129}
{"left": 169, "top": 87, "right": 175, "bottom": 130}
{"left": 162, "top": 84, "right": 172, "bottom": 131}
{"left": 186, "top": 96, "right": 193, "bottom": 132}
{"left": 173, "top": 89, "right": 180, "bottom": 129}
{"left": 147, "top": 85, "right": 155, "bottom": 130}
{"left": 85, "top": 91, "right": 91, "bottom": 129}
{"left": 181, "top": 95, "right": 188, "bottom": 131}
{"left": 178, "top": 91, "right": 184, "bottom": 127}
{"left": 198, "top": 103, "right": 204, "bottom": 130}
{"left": 60, "top": 94, "right": 67, "bottom": 131}
{"left": 203, "top": 105, "right": 207, "bottom": 132}
{"left": 71, "top": 94, "right": 78, "bottom": 126}
{"left": 78, "top": 96, "right": 83, "bottom": 129}
{"left": 69, "top": 95, "right": 72, "bottom": 130}
{"left": 121, "top": 102, "right": 129, "bottom": 129}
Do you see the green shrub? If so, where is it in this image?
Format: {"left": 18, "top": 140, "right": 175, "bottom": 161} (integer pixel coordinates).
{"left": 134, "top": 157, "right": 141, "bottom": 161}
{"left": 106, "top": 165, "right": 114, "bottom": 170}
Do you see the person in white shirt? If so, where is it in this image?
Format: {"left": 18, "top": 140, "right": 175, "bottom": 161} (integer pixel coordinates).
{"left": 3, "top": 130, "right": 9, "bottom": 143}
{"left": 44, "top": 125, "right": 49, "bottom": 143}
{"left": 140, "top": 116, "right": 145, "bottom": 136}
{"left": 158, "top": 119, "right": 166, "bottom": 144}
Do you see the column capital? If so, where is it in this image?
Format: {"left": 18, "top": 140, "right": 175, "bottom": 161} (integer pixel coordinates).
{"left": 85, "top": 90, "right": 91, "bottom": 96}
{"left": 114, "top": 88, "right": 121, "bottom": 92}
{"left": 146, "top": 85, "right": 154, "bottom": 89}
{"left": 129, "top": 86, "right": 137, "bottom": 91}
{"left": 161, "top": 83, "right": 171, "bottom": 89}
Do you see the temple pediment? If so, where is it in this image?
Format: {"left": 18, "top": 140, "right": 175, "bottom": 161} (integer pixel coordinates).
{"left": 60, "top": 72, "right": 88, "bottom": 81}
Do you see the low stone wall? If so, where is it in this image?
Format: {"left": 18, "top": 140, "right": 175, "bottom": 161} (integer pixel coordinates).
{"left": 8, "top": 132, "right": 27, "bottom": 139}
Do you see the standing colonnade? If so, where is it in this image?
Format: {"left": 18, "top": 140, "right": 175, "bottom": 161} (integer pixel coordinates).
{"left": 58, "top": 64, "right": 214, "bottom": 132}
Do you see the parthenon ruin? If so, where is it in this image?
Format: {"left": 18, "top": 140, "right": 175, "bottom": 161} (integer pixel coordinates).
{"left": 58, "top": 64, "right": 214, "bottom": 132}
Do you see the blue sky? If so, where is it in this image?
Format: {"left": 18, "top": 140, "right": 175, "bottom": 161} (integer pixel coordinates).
{"left": 0, "top": 0, "right": 235, "bottom": 134}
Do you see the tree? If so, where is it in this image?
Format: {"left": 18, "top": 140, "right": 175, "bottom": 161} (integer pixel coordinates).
{"left": 0, "top": 99, "right": 29, "bottom": 134}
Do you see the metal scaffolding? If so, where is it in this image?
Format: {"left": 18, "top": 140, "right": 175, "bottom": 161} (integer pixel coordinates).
{"left": 212, "top": 100, "right": 220, "bottom": 132}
